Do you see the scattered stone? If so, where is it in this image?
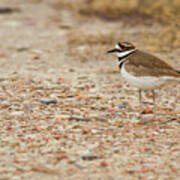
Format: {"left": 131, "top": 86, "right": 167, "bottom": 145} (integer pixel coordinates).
{"left": 0, "top": 53, "right": 6, "bottom": 58}
{"left": 0, "top": 7, "right": 19, "bottom": 14}
{"left": 142, "top": 107, "right": 153, "bottom": 114}
{"left": 82, "top": 155, "right": 98, "bottom": 161}
{"left": 69, "top": 116, "right": 91, "bottom": 122}
{"left": 138, "top": 118, "right": 154, "bottom": 124}
{"left": 17, "top": 47, "right": 29, "bottom": 52}
{"left": 100, "top": 161, "right": 108, "bottom": 167}
{"left": 40, "top": 100, "right": 57, "bottom": 105}
{"left": 113, "top": 149, "right": 119, "bottom": 153}
{"left": 119, "top": 102, "right": 128, "bottom": 109}
{"left": 11, "top": 111, "right": 24, "bottom": 116}
{"left": 31, "top": 54, "right": 40, "bottom": 60}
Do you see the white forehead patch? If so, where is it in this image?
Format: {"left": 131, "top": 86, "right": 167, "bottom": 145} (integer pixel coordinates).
{"left": 115, "top": 44, "right": 121, "bottom": 49}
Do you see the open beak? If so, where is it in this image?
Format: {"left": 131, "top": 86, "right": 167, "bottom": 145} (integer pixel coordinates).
{"left": 107, "top": 48, "right": 119, "bottom": 53}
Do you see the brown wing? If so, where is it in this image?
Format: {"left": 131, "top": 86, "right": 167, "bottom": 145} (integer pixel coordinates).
{"left": 126, "top": 50, "right": 180, "bottom": 77}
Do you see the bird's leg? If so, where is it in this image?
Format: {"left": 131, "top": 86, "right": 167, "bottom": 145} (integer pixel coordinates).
{"left": 138, "top": 89, "right": 142, "bottom": 116}
{"left": 152, "top": 90, "right": 156, "bottom": 116}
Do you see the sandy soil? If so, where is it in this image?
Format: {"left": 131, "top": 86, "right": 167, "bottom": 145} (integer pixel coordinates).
{"left": 0, "top": 0, "right": 179, "bottom": 179}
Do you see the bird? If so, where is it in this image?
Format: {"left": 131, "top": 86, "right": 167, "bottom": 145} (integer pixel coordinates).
{"left": 107, "top": 42, "right": 180, "bottom": 115}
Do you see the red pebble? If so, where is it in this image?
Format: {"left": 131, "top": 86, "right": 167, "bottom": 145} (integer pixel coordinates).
{"left": 0, "top": 53, "right": 6, "bottom": 58}
{"left": 57, "top": 154, "right": 68, "bottom": 160}
{"left": 100, "top": 161, "right": 108, "bottom": 167}
{"left": 142, "top": 107, "right": 153, "bottom": 114}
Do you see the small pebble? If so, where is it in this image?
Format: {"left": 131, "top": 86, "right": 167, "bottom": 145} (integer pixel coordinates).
{"left": 0, "top": 7, "right": 17, "bottom": 14}
{"left": 100, "top": 161, "right": 108, "bottom": 167}
{"left": 82, "top": 155, "right": 98, "bottom": 161}
{"left": 119, "top": 102, "right": 128, "bottom": 109}
{"left": 41, "top": 100, "right": 57, "bottom": 105}
{"left": 113, "top": 149, "right": 119, "bottom": 153}
{"left": 142, "top": 107, "right": 153, "bottom": 114}
{"left": 69, "top": 117, "right": 91, "bottom": 122}
{"left": 17, "top": 47, "right": 29, "bottom": 52}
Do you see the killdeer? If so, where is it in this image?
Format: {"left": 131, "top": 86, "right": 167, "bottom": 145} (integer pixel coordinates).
{"left": 107, "top": 42, "right": 180, "bottom": 115}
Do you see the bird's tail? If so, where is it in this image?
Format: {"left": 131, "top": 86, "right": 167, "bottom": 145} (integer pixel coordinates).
{"left": 175, "top": 70, "right": 180, "bottom": 81}
{"left": 176, "top": 70, "right": 180, "bottom": 77}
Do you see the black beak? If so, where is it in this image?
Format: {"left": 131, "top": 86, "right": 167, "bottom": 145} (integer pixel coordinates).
{"left": 107, "top": 48, "right": 119, "bottom": 53}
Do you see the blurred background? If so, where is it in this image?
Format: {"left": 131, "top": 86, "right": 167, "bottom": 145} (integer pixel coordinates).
{"left": 53, "top": 0, "right": 180, "bottom": 63}
{"left": 1, "top": 0, "right": 180, "bottom": 61}
{"left": 54, "top": 0, "right": 180, "bottom": 49}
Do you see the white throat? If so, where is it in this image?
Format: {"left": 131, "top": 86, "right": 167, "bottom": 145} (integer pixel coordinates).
{"left": 117, "top": 49, "right": 135, "bottom": 58}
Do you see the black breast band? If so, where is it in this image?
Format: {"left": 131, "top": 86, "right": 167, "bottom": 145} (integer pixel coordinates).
{"left": 118, "top": 50, "right": 135, "bottom": 69}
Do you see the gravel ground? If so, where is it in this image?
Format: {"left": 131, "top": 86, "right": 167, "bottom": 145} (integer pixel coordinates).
{"left": 0, "top": 0, "right": 179, "bottom": 179}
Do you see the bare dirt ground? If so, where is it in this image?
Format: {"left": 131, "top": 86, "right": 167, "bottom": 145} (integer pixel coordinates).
{"left": 0, "top": 0, "right": 179, "bottom": 179}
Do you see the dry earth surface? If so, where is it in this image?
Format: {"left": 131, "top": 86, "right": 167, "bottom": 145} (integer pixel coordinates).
{"left": 0, "top": 0, "right": 179, "bottom": 179}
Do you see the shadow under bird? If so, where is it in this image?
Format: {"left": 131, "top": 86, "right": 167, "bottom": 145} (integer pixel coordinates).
{"left": 107, "top": 42, "right": 180, "bottom": 115}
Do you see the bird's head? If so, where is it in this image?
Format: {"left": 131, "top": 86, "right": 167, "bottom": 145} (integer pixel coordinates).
{"left": 107, "top": 42, "right": 136, "bottom": 59}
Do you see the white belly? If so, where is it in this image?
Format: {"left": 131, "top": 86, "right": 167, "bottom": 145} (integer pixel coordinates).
{"left": 121, "top": 63, "right": 168, "bottom": 90}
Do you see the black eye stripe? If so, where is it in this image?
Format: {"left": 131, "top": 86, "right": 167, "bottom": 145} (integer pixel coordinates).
{"left": 107, "top": 48, "right": 121, "bottom": 53}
